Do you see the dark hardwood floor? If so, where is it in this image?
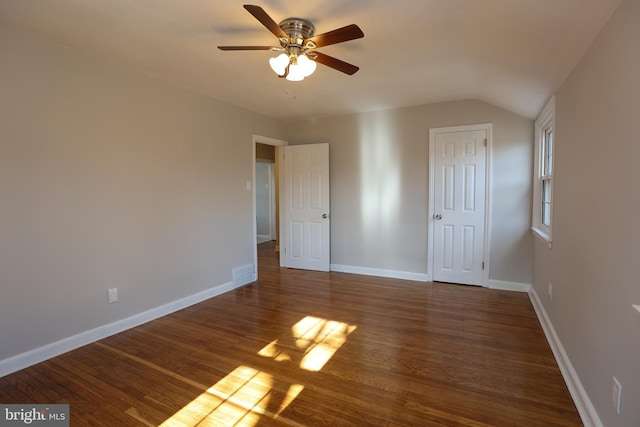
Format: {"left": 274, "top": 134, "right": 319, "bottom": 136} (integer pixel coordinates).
{"left": 0, "top": 241, "right": 582, "bottom": 426}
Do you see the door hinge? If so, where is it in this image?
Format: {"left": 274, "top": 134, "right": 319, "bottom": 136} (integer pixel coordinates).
{"left": 484, "top": 139, "right": 487, "bottom": 147}
{"left": 482, "top": 261, "right": 485, "bottom": 270}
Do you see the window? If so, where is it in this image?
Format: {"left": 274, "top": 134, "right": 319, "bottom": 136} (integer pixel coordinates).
{"left": 541, "top": 126, "right": 553, "bottom": 227}
{"left": 532, "top": 96, "right": 555, "bottom": 244}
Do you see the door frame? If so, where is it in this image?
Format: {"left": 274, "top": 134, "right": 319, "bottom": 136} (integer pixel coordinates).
{"left": 252, "top": 134, "right": 288, "bottom": 278}
{"left": 268, "top": 163, "right": 276, "bottom": 240}
{"left": 427, "top": 123, "right": 493, "bottom": 286}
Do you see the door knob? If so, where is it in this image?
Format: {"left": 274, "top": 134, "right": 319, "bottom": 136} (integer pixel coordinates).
{"left": 433, "top": 214, "right": 443, "bottom": 220}
{"left": 322, "top": 213, "right": 329, "bottom": 219}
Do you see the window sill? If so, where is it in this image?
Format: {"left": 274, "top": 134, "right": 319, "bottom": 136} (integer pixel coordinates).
{"left": 531, "top": 227, "right": 552, "bottom": 248}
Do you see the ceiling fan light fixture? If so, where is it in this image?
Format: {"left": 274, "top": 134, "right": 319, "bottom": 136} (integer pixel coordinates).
{"left": 269, "top": 53, "right": 289, "bottom": 75}
{"left": 285, "top": 61, "right": 305, "bottom": 81}
{"left": 297, "top": 54, "right": 316, "bottom": 77}
{"left": 271, "top": 53, "right": 316, "bottom": 81}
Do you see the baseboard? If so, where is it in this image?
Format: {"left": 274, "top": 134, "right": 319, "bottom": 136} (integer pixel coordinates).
{"left": 486, "top": 279, "right": 531, "bottom": 292}
{"left": 528, "top": 287, "right": 603, "bottom": 427}
{"left": 330, "top": 264, "right": 430, "bottom": 282}
{"left": 0, "top": 280, "right": 241, "bottom": 379}
{"left": 257, "top": 235, "right": 272, "bottom": 244}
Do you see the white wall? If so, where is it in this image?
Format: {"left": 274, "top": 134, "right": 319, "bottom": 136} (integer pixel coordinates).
{"left": 531, "top": 0, "right": 640, "bottom": 425}
{"left": 287, "top": 100, "right": 533, "bottom": 285}
{"left": 0, "top": 24, "right": 285, "bottom": 363}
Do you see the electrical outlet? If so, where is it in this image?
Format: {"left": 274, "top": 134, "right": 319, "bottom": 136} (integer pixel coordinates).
{"left": 548, "top": 283, "right": 553, "bottom": 301}
{"left": 612, "top": 377, "right": 622, "bottom": 415}
{"left": 108, "top": 288, "right": 118, "bottom": 304}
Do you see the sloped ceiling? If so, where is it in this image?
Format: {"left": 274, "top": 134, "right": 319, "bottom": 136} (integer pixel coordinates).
{"left": 0, "top": 0, "right": 622, "bottom": 120}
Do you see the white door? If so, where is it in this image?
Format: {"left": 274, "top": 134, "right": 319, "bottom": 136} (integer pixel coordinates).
{"left": 432, "top": 127, "right": 487, "bottom": 285}
{"left": 283, "top": 143, "right": 330, "bottom": 271}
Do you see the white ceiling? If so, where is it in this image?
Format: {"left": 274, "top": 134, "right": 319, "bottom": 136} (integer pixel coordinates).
{"left": 0, "top": 0, "right": 621, "bottom": 120}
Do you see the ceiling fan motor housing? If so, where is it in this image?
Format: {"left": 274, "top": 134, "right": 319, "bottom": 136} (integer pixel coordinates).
{"left": 279, "top": 18, "right": 315, "bottom": 50}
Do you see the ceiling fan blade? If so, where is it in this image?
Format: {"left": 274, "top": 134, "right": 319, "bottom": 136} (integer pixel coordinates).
{"left": 311, "top": 52, "right": 359, "bottom": 75}
{"left": 307, "top": 24, "right": 364, "bottom": 48}
{"left": 218, "top": 46, "right": 275, "bottom": 51}
{"left": 243, "top": 5, "right": 287, "bottom": 39}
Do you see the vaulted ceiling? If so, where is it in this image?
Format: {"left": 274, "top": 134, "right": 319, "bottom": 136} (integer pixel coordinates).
{"left": 0, "top": 0, "right": 622, "bottom": 120}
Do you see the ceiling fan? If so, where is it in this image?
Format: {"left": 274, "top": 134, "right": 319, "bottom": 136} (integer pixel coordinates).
{"left": 218, "top": 5, "right": 364, "bottom": 81}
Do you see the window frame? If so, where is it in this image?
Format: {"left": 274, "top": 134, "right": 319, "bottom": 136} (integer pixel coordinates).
{"left": 532, "top": 96, "right": 555, "bottom": 245}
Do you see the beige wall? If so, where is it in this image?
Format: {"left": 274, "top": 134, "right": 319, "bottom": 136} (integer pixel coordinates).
{"left": 0, "top": 24, "right": 285, "bottom": 361}
{"left": 287, "top": 100, "right": 534, "bottom": 284}
{"left": 532, "top": 0, "right": 640, "bottom": 425}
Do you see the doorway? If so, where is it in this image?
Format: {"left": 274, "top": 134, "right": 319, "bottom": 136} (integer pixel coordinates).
{"left": 255, "top": 162, "right": 275, "bottom": 243}
{"left": 428, "top": 124, "right": 492, "bottom": 286}
{"left": 252, "top": 135, "right": 288, "bottom": 277}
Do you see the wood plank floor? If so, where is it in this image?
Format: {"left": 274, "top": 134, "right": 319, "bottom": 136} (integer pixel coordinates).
{"left": 0, "top": 241, "right": 582, "bottom": 426}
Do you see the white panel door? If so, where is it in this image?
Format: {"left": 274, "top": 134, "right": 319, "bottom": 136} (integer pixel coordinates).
{"left": 283, "top": 143, "right": 330, "bottom": 271}
{"left": 433, "top": 129, "right": 486, "bottom": 285}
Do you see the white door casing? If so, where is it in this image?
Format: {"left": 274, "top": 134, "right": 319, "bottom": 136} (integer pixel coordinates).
{"left": 269, "top": 163, "right": 276, "bottom": 240}
{"left": 283, "top": 143, "right": 330, "bottom": 271}
{"left": 429, "top": 125, "right": 490, "bottom": 286}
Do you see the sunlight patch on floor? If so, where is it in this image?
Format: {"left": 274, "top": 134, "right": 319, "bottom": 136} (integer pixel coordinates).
{"left": 160, "top": 316, "right": 355, "bottom": 426}
{"left": 160, "top": 366, "right": 300, "bottom": 427}
{"left": 294, "top": 316, "right": 357, "bottom": 372}
{"left": 159, "top": 366, "right": 267, "bottom": 426}
{"left": 257, "top": 339, "right": 292, "bottom": 362}
{"left": 259, "top": 316, "right": 357, "bottom": 372}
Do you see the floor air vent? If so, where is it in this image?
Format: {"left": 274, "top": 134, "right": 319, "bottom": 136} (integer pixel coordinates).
{"left": 232, "top": 264, "right": 254, "bottom": 286}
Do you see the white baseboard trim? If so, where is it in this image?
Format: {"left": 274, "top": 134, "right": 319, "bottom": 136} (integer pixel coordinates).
{"left": 330, "top": 264, "right": 430, "bottom": 282}
{"left": 486, "top": 279, "right": 531, "bottom": 292}
{"left": 528, "top": 287, "right": 602, "bottom": 427}
{"left": 257, "top": 235, "right": 272, "bottom": 244}
{"left": 0, "top": 280, "right": 240, "bottom": 379}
